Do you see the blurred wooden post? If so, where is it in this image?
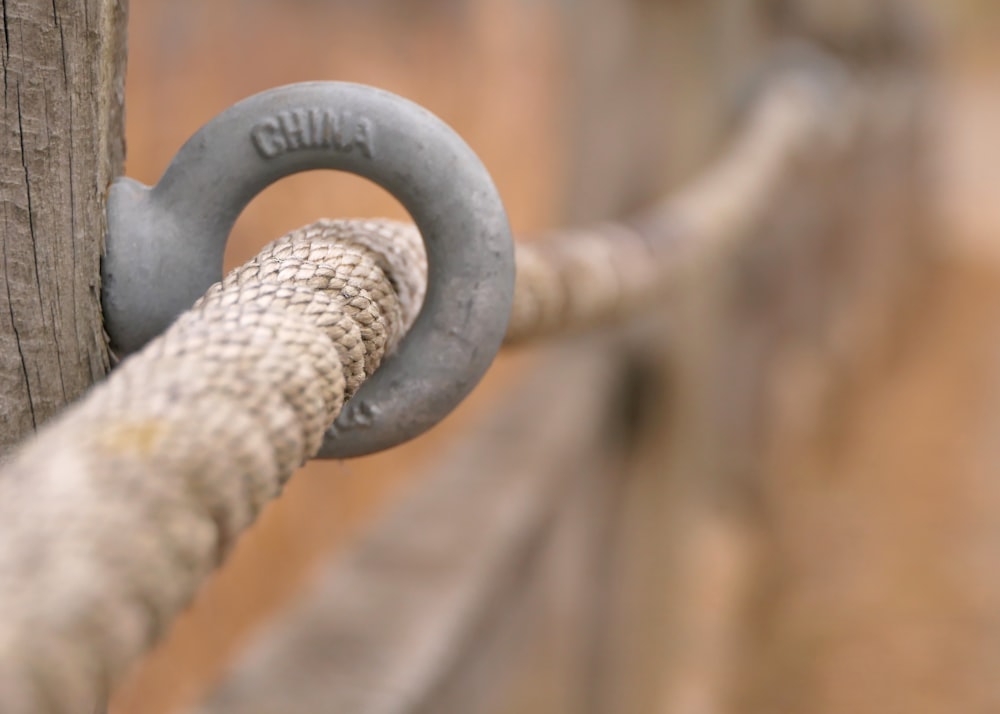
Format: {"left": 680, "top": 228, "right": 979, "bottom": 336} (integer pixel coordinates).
{"left": 553, "top": 3, "right": 773, "bottom": 713}
{"left": 530, "top": 2, "right": 931, "bottom": 713}
{"left": 640, "top": 3, "right": 932, "bottom": 713}
{"left": 0, "top": 0, "right": 127, "bottom": 455}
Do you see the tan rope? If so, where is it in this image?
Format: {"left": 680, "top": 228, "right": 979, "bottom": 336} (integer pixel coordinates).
{"left": 0, "top": 65, "right": 848, "bottom": 714}
{"left": 506, "top": 66, "right": 847, "bottom": 342}
{"left": 0, "top": 227, "right": 423, "bottom": 714}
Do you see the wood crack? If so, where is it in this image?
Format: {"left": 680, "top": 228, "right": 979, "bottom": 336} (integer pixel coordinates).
{"left": 3, "top": 244, "right": 36, "bottom": 430}
{"left": 14, "top": 81, "right": 46, "bottom": 320}
{"left": 0, "top": 0, "right": 124, "bottom": 454}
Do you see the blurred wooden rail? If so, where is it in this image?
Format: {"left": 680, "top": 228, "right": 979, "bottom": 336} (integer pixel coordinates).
{"left": 1, "top": 1, "right": 932, "bottom": 713}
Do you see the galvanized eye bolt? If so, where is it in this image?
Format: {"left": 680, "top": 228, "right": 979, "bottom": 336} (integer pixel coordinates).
{"left": 102, "top": 81, "right": 515, "bottom": 458}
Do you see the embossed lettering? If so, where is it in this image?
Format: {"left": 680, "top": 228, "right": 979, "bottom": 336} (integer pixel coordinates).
{"left": 251, "top": 108, "right": 376, "bottom": 160}
{"left": 250, "top": 118, "right": 286, "bottom": 159}
{"left": 354, "top": 117, "right": 374, "bottom": 158}
{"left": 319, "top": 110, "right": 344, "bottom": 149}
{"left": 335, "top": 399, "right": 380, "bottom": 432}
{"left": 278, "top": 110, "right": 309, "bottom": 150}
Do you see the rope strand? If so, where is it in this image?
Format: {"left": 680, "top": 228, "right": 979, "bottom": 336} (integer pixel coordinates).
{"left": 0, "top": 229, "right": 421, "bottom": 714}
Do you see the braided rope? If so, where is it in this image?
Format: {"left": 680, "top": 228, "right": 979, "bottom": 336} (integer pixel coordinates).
{"left": 0, "top": 66, "right": 846, "bottom": 714}
{"left": 0, "top": 226, "right": 423, "bottom": 714}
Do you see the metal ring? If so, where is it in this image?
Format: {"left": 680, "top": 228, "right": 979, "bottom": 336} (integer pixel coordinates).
{"left": 102, "top": 81, "right": 515, "bottom": 458}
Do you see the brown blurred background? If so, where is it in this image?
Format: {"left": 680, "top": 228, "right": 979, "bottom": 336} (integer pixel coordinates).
{"left": 108, "top": 1, "right": 1000, "bottom": 712}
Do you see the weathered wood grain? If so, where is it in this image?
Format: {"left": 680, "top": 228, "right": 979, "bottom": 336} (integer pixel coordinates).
{"left": 0, "top": 0, "right": 127, "bottom": 454}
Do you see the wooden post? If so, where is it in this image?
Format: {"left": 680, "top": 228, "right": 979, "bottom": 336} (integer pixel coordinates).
{"left": 0, "top": 0, "right": 127, "bottom": 455}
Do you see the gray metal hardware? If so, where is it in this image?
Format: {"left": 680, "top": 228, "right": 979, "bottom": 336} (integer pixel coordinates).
{"left": 102, "top": 81, "right": 515, "bottom": 459}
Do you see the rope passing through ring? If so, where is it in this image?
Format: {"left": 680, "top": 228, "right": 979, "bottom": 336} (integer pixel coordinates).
{"left": 103, "top": 81, "right": 516, "bottom": 459}
{"left": 0, "top": 53, "right": 853, "bottom": 714}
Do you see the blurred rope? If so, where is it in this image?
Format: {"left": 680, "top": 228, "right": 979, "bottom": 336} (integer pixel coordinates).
{"left": 507, "top": 57, "right": 850, "bottom": 342}
{"left": 0, "top": 58, "right": 851, "bottom": 714}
